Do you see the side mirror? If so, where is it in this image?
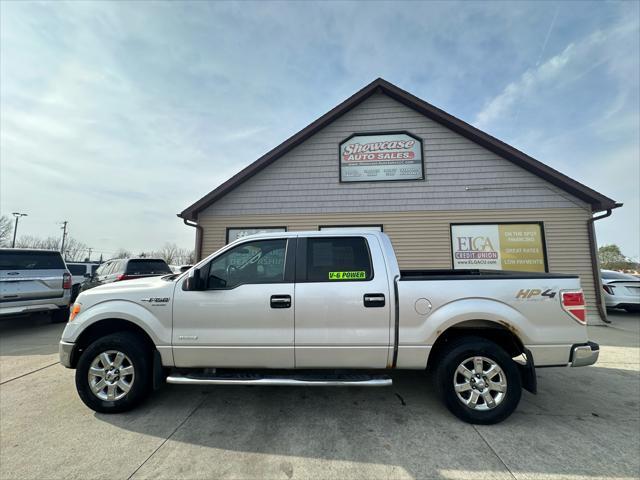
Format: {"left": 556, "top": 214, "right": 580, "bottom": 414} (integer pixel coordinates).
{"left": 183, "top": 268, "right": 202, "bottom": 291}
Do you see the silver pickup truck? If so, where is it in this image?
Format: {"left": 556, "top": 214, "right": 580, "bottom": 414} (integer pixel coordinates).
{"left": 59, "top": 231, "right": 599, "bottom": 424}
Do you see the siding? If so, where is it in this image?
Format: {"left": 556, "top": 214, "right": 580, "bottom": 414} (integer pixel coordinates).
{"left": 204, "top": 92, "right": 589, "bottom": 215}
{"left": 198, "top": 208, "right": 603, "bottom": 324}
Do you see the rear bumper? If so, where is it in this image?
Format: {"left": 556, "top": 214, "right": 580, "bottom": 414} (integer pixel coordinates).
{"left": 0, "top": 302, "right": 68, "bottom": 317}
{"left": 59, "top": 341, "right": 75, "bottom": 368}
{"left": 570, "top": 341, "right": 600, "bottom": 367}
{"left": 604, "top": 294, "right": 639, "bottom": 308}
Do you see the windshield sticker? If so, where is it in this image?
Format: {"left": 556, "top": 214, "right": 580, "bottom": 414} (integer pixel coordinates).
{"left": 329, "top": 271, "right": 366, "bottom": 280}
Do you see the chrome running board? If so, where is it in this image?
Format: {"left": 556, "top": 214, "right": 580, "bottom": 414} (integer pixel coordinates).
{"left": 166, "top": 373, "right": 392, "bottom": 387}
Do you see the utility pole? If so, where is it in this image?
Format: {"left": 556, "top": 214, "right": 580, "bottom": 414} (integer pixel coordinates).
{"left": 87, "top": 248, "right": 92, "bottom": 261}
{"left": 11, "top": 212, "right": 27, "bottom": 248}
{"left": 60, "top": 221, "right": 68, "bottom": 258}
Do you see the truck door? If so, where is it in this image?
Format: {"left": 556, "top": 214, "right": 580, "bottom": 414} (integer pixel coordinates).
{"left": 294, "top": 235, "right": 391, "bottom": 368}
{"left": 172, "top": 237, "right": 296, "bottom": 368}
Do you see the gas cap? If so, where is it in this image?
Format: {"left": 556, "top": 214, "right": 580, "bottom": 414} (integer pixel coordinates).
{"left": 414, "top": 298, "right": 432, "bottom": 315}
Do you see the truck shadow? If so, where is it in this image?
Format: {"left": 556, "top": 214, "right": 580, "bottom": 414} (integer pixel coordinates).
{"left": 94, "top": 365, "right": 639, "bottom": 479}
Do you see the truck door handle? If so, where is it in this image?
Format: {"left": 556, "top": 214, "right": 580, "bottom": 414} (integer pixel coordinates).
{"left": 363, "top": 293, "right": 385, "bottom": 308}
{"left": 270, "top": 295, "right": 291, "bottom": 309}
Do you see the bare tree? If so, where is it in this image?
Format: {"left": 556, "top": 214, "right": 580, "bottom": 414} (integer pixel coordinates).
{"left": 15, "top": 235, "right": 59, "bottom": 249}
{"left": 13, "top": 235, "right": 89, "bottom": 261}
{"left": 63, "top": 237, "right": 90, "bottom": 262}
{"left": 176, "top": 248, "right": 196, "bottom": 265}
{"left": 0, "top": 215, "right": 13, "bottom": 247}
{"left": 157, "top": 243, "right": 179, "bottom": 265}
{"left": 113, "top": 248, "right": 132, "bottom": 259}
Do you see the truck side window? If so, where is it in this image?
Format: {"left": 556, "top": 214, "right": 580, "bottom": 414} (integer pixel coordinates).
{"left": 306, "top": 237, "right": 373, "bottom": 282}
{"left": 206, "top": 239, "right": 287, "bottom": 289}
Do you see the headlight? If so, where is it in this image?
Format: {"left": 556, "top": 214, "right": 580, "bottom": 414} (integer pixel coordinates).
{"left": 69, "top": 303, "right": 82, "bottom": 321}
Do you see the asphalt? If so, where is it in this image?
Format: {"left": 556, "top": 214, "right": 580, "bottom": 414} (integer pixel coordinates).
{"left": 0, "top": 312, "right": 638, "bottom": 480}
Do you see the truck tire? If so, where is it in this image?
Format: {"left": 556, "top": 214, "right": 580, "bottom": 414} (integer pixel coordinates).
{"left": 51, "top": 307, "right": 70, "bottom": 323}
{"left": 436, "top": 336, "right": 522, "bottom": 425}
{"left": 75, "top": 332, "right": 152, "bottom": 413}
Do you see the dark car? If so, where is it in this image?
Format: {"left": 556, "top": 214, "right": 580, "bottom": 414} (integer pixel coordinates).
{"left": 82, "top": 258, "right": 172, "bottom": 291}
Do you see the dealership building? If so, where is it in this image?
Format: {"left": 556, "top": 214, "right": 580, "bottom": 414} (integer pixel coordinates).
{"left": 179, "top": 78, "right": 620, "bottom": 324}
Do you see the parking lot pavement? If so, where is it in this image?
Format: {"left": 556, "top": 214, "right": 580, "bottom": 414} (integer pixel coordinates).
{"left": 0, "top": 312, "right": 638, "bottom": 480}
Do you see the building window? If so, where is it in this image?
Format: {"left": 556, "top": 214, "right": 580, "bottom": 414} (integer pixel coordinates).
{"left": 226, "top": 227, "right": 287, "bottom": 244}
{"left": 450, "top": 223, "right": 548, "bottom": 272}
{"left": 318, "top": 225, "right": 383, "bottom": 232}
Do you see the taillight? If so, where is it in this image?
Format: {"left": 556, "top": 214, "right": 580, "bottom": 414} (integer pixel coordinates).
{"left": 62, "top": 272, "right": 72, "bottom": 289}
{"left": 561, "top": 290, "right": 586, "bottom": 324}
{"left": 116, "top": 274, "right": 130, "bottom": 281}
{"left": 602, "top": 284, "right": 615, "bottom": 295}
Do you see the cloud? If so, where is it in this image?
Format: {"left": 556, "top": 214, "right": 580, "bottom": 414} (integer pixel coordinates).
{"left": 1, "top": 1, "right": 638, "bottom": 259}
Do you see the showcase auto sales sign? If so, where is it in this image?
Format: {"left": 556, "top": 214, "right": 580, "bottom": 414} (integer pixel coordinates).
{"left": 339, "top": 132, "right": 423, "bottom": 182}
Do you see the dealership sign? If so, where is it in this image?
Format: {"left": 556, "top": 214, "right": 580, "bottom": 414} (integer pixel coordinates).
{"left": 451, "top": 223, "right": 547, "bottom": 272}
{"left": 339, "top": 132, "right": 423, "bottom": 182}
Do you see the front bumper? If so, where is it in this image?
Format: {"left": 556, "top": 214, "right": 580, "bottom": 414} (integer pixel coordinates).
{"left": 570, "top": 341, "right": 599, "bottom": 367}
{"left": 59, "top": 341, "right": 75, "bottom": 368}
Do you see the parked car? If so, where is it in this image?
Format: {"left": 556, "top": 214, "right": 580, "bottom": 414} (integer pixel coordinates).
{"left": 601, "top": 270, "right": 640, "bottom": 313}
{"left": 1, "top": 248, "right": 71, "bottom": 322}
{"left": 66, "top": 262, "right": 100, "bottom": 301}
{"left": 60, "top": 231, "right": 598, "bottom": 424}
{"left": 81, "top": 258, "right": 172, "bottom": 291}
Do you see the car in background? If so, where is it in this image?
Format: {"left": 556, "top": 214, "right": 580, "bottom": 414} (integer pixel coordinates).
{"left": 0, "top": 248, "right": 71, "bottom": 322}
{"left": 82, "top": 258, "right": 172, "bottom": 291}
{"left": 66, "top": 262, "right": 100, "bottom": 301}
{"left": 601, "top": 270, "right": 640, "bottom": 313}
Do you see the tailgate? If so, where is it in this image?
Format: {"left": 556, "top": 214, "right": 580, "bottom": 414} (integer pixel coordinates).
{"left": 0, "top": 269, "right": 64, "bottom": 302}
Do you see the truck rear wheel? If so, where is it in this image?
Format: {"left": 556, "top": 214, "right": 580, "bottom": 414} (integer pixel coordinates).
{"left": 436, "top": 337, "right": 522, "bottom": 424}
{"left": 75, "top": 332, "right": 152, "bottom": 413}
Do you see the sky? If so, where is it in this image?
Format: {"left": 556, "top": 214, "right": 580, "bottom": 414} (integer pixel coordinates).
{"left": 1, "top": 1, "right": 639, "bottom": 260}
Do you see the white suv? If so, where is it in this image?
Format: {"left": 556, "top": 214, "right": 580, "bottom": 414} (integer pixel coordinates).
{"left": 66, "top": 262, "right": 100, "bottom": 301}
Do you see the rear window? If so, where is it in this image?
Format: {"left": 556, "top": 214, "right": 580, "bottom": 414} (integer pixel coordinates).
{"left": 0, "top": 251, "right": 65, "bottom": 270}
{"left": 125, "top": 259, "right": 172, "bottom": 275}
{"left": 601, "top": 271, "right": 638, "bottom": 280}
{"left": 305, "top": 237, "right": 372, "bottom": 282}
{"left": 68, "top": 264, "right": 87, "bottom": 275}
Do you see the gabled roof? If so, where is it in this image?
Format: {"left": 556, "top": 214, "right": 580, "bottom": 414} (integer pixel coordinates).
{"left": 179, "top": 78, "right": 619, "bottom": 220}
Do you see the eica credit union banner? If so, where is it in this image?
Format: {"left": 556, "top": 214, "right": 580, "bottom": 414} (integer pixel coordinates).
{"left": 451, "top": 224, "right": 546, "bottom": 272}
{"left": 339, "top": 133, "right": 423, "bottom": 182}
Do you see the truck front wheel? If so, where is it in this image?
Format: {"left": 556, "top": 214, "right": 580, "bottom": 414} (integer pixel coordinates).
{"left": 436, "top": 337, "right": 522, "bottom": 424}
{"left": 75, "top": 332, "right": 152, "bottom": 413}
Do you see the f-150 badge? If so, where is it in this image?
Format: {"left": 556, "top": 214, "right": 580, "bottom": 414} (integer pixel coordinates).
{"left": 140, "top": 297, "right": 170, "bottom": 304}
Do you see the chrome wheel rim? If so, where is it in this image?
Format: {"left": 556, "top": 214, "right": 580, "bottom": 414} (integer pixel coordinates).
{"left": 88, "top": 350, "right": 135, "bottom": 401}
{"left": 453, "top": 356, "right": 507, "bottom": 411}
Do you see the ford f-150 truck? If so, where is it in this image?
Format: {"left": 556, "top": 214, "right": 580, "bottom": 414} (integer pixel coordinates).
{"left": 59, "top": 231, "right": 599, "bottom": 424}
